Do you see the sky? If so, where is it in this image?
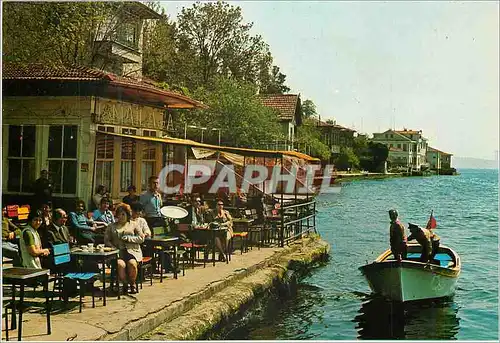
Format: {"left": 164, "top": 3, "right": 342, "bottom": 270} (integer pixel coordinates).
{"left": 161, "top": 1, "right": 499, "bottom": 160}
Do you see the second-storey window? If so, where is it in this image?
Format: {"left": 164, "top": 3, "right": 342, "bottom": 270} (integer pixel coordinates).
{"left": 7, "top": 125, "right": 36, "bottom": 192}
{"left": 48, "top": 125, "right": 78, "bottom": 195}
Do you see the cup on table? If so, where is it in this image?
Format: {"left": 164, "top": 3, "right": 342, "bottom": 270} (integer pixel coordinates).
{"left": 88, "top": 243, "right": 94, "bottom": 252}
{"left": 97, "top": 244, "right": 105, "bottom": 252}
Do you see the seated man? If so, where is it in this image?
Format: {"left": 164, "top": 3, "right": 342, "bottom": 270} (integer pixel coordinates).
{"left": 69, "top": 199, "right": 101, "bottom": 244}
{"left": 92, "top": 197, "right": 115, "bottom": 230}
{"left": 45, "top": 208, "right": 74, "bottom": 246}
{"left": 41, "top": 208, "right": 75, "bottom": 272}
{"left": 407, "top": 223, "right": 432, "bottom": 263}
{"left": 2, "top": 209, "right": 22, "bottom": 266}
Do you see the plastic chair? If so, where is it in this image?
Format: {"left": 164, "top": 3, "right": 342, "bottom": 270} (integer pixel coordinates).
{"left": 50, "top": 243, "right": 98, "bottom": 313}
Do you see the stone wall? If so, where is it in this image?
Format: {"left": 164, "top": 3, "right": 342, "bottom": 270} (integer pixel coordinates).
{"left": 132, "top": 235, "right": 330, "bottom": 341}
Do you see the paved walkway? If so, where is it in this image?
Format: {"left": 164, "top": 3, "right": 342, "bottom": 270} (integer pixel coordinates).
{"left": 1, "top": 246, "right": 284, "bottom": 341}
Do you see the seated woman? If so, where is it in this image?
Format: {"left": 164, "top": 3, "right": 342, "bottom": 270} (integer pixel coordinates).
{"left": 19, "top": 213, "right": 51, "bottom": 269}
{"left": 211, "top": 200, "right": 234, "bottom": 262}
{"left": 104, "top": 203, "right": 145, "bottom": 294}
{"left": 69, "top": 199, "right": 100, "bottom": 244}
{"left": 93, "top": 197, "right": 115, "bottom": 230}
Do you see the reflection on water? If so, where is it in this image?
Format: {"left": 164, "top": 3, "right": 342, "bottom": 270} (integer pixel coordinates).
{"left": 354, "top": 295, "right": 461, "bottom": 340}
{"left": 222, "top": 282, "right": 328, "bottom": 340}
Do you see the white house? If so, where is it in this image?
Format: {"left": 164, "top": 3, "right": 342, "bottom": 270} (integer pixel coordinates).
{"left": 427, "top": 147, "right": 453, "bottom": 170}
{"left": 372, "top": 128, "right": 429, "bottom": 171}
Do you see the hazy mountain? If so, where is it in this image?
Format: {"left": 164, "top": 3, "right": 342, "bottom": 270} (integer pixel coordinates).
{"left": 453, "top": 156, "right": 498, "bottom": 169}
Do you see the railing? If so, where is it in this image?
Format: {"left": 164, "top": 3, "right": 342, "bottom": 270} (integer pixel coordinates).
{"left": 266, "top": 197, "right": 317, "bottom": 247}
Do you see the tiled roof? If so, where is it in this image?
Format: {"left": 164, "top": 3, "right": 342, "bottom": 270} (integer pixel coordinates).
{"left": 2, "top": 63, "right": 109, "bottom": 81}
{"left": 317, "top": 120, "right": 356, "bottom": 132}
{"left": 428, "top": 146, "right": 453, "bottom": 155}
{"left": 259, "top": 94, "right": 300, "bottom": 121}
{"left": 3, "top": 62, "right": 207, "bottom": 109}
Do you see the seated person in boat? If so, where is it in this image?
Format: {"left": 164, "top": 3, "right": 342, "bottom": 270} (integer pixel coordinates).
{"left": 407, "top": 223, "right": 432, "bottom": 263}
{"left": 389, "top": 209, "right": 407, "bottom": 262}
{"left": 429, "top": 231, "right": 440, "bottom": 260}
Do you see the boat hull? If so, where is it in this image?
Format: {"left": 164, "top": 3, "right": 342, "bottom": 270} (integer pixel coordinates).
{"left": 359, "top": 245, "right": 461, "bottom": 302}
{"left": 360, "top": 261, "right": 459, "bottom": 302}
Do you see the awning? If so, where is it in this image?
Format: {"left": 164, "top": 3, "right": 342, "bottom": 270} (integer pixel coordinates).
{"left": 98, "top": 131, "right": 320, "bottom": 162}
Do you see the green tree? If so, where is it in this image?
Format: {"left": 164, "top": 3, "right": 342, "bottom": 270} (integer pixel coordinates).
{"left": 175, "top": 1, "right": 288, "bottom": 90}
{"left": 3, "top": 2, "right": 140, "bottom": 69}
{"left": 368, "top": 142, "right": 389, "bottom": 172}
{"left": 296, "top": 118, "right": 331, "bottom": 161}
{"left": 259, "top": 65, "right": 290, "bottom": 94}
{"left": 335, "top": 147, "right": 360, "bottom": 171}
{"left": 351, "top": 136, "right": 388, "bottom": 172}
{"left": 302, "top": 99, "right": 318, "bottom": 119}
{"left": 181, "top": 77, "right": 284, "bottom": 147}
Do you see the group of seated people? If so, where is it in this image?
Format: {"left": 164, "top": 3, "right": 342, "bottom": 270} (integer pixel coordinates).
{"left": 2, "top": 178, "right": 245, "bottom": 295}
{"left": 389, "top": 209, "right": 441, "bottom": 263}
{"left": 2, "top": 199, "right": 154, "bottom": 294}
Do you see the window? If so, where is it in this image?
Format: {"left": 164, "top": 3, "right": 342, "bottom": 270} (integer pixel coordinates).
{"left": 122, "top": 128, "right": 137, "bottom": 135}
{"left": 116, "top": 22, "right": 139, "bottom": 49}
{"left": 7, "top": 125, "right": 36, "bottom": 192}
{"left": 95, "top": 127, "right": 115, "bottom": 192}
{"left": 397, "top": 144, "right": 401, "bottom": 149}
{"left": 141, "top": 141, "right": 156, "bottom": 190}
{"left": 120, "top": 136, "right": 136, "bottom": 192}
{"left": 48, "top": 125, "right": 78, "bottom": 195}
{"left": 403, "top": 144, "right": 407, "bottom": 152}
{"left": 143, "top": 129, "right": 157, "bottom": 137}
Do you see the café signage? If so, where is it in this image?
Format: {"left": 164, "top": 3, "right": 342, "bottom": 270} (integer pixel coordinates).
{"left": 94, "top": 98, "right": 164, "bottom": 130}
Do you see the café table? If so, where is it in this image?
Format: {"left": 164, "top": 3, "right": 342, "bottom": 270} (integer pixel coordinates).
{"left": 2, "top": 267, "right": 51, "bottom": 341}
{"left": 70, "top": 248, "right": 119, "bottom": 306}
{"left": 143, "top": 236, "right": 181, "bottom": 282}
{"left": 195, "top": 226, "right": 229, "bottom": 266}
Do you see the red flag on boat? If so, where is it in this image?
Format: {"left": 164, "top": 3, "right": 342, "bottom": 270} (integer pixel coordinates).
{"left": 426, "top": 210, "right": 437, "bottom": 230}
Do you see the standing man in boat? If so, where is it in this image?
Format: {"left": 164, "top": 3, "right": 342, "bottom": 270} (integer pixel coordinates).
{"left": 389, "top": 209, "right": 407, "bottom": 262}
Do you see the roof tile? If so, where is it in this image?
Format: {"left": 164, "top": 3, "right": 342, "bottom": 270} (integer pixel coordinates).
{"left": 2, "top": 62, "right": 108, "bottom": 81}
{"left": 259, "top": 94, "right": 299, "bottom": 121}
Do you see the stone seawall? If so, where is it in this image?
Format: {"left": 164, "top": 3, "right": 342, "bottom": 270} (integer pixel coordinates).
{"left": 138, "top": 236, "right": 330, "bottom": 341}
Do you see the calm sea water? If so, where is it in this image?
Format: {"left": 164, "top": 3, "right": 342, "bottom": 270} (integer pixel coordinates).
{"left": 223, "top": 169, "right": 499, "bottom": 340}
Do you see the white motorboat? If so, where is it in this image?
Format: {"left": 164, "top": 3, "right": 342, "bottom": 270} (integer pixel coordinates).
{"left": 359, "top": 243, "right": 461, "bottom": 302}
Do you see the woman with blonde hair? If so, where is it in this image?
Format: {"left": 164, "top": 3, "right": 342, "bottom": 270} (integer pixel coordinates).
{"left": 104, "top": 203, "right": 144, "bottom": 294}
